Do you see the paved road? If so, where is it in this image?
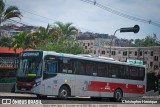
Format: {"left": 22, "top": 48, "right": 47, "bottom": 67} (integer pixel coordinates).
{"left": 0, "top": 93, "right": 116, "bottom": 104}
{"left": 0, "top": 92, "right": 160, "bottom": 106}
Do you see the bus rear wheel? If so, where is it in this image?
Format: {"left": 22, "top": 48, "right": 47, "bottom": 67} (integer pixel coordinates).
{"left": 58, "top": 86, "right": 70, "bottom": 100}
{"left": 113, "top": 89, "right": 123, "bottom": 102}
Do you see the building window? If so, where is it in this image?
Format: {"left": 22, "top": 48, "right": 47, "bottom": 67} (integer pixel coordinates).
{"left": 129, "top": 51, "right": 132, "bottom": 54}
{"left": 88, "top": 43, "right": 90, "bottom": 46}
{"left": 139, "top": 51, "right": 142, "bottom": 56}
{"left": 102, "top": 51, "right": 105, "bottom": 55}
{"left": 112, "top": 51, "right": 116, "bottom": 55}
{"left": 135, "top": 51, "right": 137, "bottom": 56}
{"left": 94, "top": 50, "right": 96, "bottom": 54}
{"left": 150, "top": 51, "right": 153, "bottom": 56}
{"left": 83, "top": 43, "right": 85, "bottom": 46}
{"left": 123, "top": 51, "right": 127, "bottom": 56}
{"left": 145, "top": 51, "right": 147, "bottom": 54}
{"left": 91, "top": 42, "right": 93, "bottom": 45}
{"left": 150, "top": 62, "right": 153, "bottom": 67}
{"left": 85, "top": 46, "right": 87, "bottom": 49}
{"left": 118, "top": 51, "right": 121, "bottom": 54}
{"left": 154, "top": 65, "right": 158, "bottom": 69}
{"left": 154, "top": 56, "right": 158, "bottom": 61}
{"left": 107, "top": 51, "right": 109, "bottom": 53}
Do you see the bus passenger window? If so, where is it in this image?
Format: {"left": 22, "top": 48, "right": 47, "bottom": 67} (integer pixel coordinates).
{"left": 45, "top": 61, "right": 57, "bottom": 73}
{"left": 125, "top": 67, "right": 130, "bottom": 79}
{"left": 130, "top": 67, "right": 138, "bottom": 80}
{"left": 86, "top": 62, "right": 96, "bottom": 76}
{"left": 77, "top": 61, "right": 85, "bottom": 75}
{"left": 86, "top": 63, "right": 92, "bottom": 76}
{"left": 62, "top": 60, "right": 73, "bottom": 74}
{"left": 98, "top": 64, "right": 106, "bottom": 77}
{"left": 139, "top": 68, "right": 145, "bottom": 80}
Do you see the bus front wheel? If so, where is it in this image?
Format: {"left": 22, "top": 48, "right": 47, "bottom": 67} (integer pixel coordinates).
{"left": 113, "top": 89, "right": 123, "bottom": 102}
{"left": 58, "top": 86, "right": 70, "bottom": 100}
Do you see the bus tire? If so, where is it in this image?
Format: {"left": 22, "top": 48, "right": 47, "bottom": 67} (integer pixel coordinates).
{"left": 11, "top": 84, "right": 15, "bottom": 93}
{"left": 113, "top": 89, "right": 123, "bottom": 102}
{"left": 58, "top": 86, "right": 70, "bottom": 100}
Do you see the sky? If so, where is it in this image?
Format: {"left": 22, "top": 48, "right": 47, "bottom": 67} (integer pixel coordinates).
{"left": 5, "top": 0, "right": 160, "bottom": 40}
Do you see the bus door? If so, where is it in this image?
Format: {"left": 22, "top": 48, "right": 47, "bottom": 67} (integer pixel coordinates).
{"left": 42, "top": 57, "right": 58, "bottom": 95}
{"left": 61, "top": 58, "right": 76, "bottom": 96}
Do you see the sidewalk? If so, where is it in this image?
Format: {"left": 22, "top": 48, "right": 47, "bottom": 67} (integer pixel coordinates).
{"left": 0, "top": 92, "right": 36, "bottom": 97}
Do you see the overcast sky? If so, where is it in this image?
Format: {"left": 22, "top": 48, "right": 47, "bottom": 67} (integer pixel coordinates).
{"left": 6, "top": 0, "right": 160, "bottom": 40}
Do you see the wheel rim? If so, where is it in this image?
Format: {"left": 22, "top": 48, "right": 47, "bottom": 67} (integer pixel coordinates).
{"left": 115, "top": 91, "right": 122, "bottom": 101}
{"left": 60, "top": 89, "right": 68, "bottom": 98}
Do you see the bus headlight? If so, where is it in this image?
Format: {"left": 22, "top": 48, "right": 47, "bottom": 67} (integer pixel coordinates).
{"left": 33, "top": 81, "right": 41, "bottom": 87}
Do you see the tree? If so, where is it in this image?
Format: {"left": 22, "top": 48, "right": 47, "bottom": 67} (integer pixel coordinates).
{"left": 11, "top": 31, "right": 31, "bottom": 51}
{"left": 35, "top": 21, "right": 83, "bottom": 54}
{"left": 38, "top": 24, "right": 51, "bottom": 40}
{"left": 36, "top": 40, "right": 84, "bottom": 54}
{"left": 0, "top": 36, "right": 12, "bottom": 47}
{"left": 134, "top": 34, "right": 160, "bottom": 47}
{"left": 0, "top": 0, "right": 22, "bottom": 25}
{"left": 53, "top": 21, "right": 78, "bottom": 40}
{"left": 134, "top": 39, "right": 144, "bottom": 47}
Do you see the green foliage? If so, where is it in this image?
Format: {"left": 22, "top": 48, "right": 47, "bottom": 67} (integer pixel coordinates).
{"left": 35, "top": 21, "right": 83, "bottom": 54}
{"left": 6, "top": 21, "right": 84, "bottom": 54}
{"left": 36, "top": 40, "right": 84, "bottom": 54}
{"left": 0, "top": 0, "right": 22, "bottom": 24}
{"left": 53, "top": 21, "right": 78, "bottom": 39}
{"left": 0, "top": 36, "right": 12, "bottom": 47}
{"left": 11, "top": 31, "right": 31, "bottom": 51}
{"left": 134, "top": 34, "right": 160, "bottom": 47}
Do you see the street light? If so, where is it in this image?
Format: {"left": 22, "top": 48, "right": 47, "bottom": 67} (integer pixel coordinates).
{"left": 109, "top": 25, "right": 140, "bottom": 57}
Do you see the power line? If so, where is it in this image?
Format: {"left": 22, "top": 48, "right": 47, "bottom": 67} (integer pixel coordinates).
{"left": 81, "top": 0, "right": 160, "bottom": 27}
{"left": 7, "top": 19, "right": 28, "bottom": 26}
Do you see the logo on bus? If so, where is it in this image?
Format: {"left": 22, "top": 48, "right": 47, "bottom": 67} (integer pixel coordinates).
{"left": 23, "top": 52, "right": 39, "bottom": 57}
{"left": 137, "top": 85, "right": 143, "bottom": 88}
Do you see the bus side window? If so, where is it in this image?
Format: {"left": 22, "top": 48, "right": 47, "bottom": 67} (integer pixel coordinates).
{"left": 125, "top": 66, "right": 130, "bottom": 79}
{"left": 108, "top": 64, "right": 112, "bottom": 78}
{"left": 109, "top": 64, "right": 118, "bottom": 78}
{"left": 62, "top": 58, "right": 73, "bottom": 74}
{"left": 97, "top": 63, "right": 106, "bottom": 77}
{"left": 139, "top": 67, "right": 145, "bottom": 81}
{"left": 130, "top": 67, "right": 139, "bottom": 80}
{"left": 120, "top": 66, "right": 125, "bottom": 79}
{"left": 105, "top": 63, "right": 109, "bottom": 77}
{"left": 77, "top": 60, "right": 86, "bottom": 75}
{"left": 86, "top": 63, "right": 92, "bottom": 76}
{"left": 72, "top": 60, "right": 76, "bottom": 74}
{"left": 45, "top": 61, "right": 57, "bottom": 73}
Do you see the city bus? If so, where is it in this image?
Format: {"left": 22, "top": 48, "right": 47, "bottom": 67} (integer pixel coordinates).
{"left": 15, "top": 50, "right": 146, "bottom": 101}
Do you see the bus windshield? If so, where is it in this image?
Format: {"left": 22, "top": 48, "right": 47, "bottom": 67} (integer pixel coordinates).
{"left": 17, "top": 51, "right": 43, "bottom": 77}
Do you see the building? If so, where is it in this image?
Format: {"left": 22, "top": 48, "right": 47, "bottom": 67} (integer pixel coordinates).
{"left": 92, "top": 46, "right": 160, "bottom": 73}
{"left": 0, "top": 47, "right": 32, "bottom": 83}
{"left": 0, "top": 24, "right": 38, "bottom": 37}
{"left": 76, "top": 32, "right": 159, "bottom": 73}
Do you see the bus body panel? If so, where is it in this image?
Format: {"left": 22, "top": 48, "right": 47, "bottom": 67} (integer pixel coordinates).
{"left": 37, "top": 73, "right": 145, "bottom": 97}
{"left": 16, "top": 50, "right": 146, "bottom": 99}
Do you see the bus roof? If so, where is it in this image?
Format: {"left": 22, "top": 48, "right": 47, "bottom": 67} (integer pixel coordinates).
{"left": 22, "top": 50, "right": 146, "bottom": 68}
